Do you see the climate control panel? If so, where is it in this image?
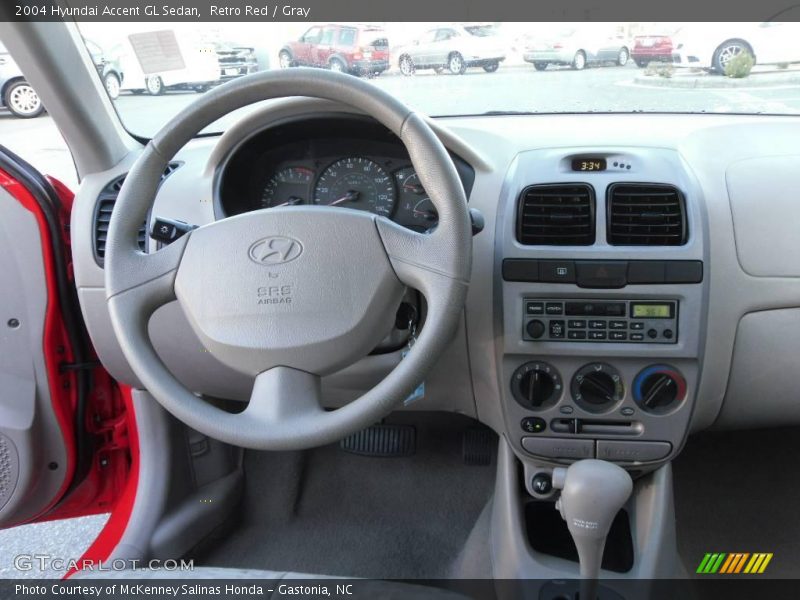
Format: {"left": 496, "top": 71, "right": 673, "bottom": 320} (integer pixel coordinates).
{"left": 523, "top": 298, "right": 678, "bottom": 344}
{"left": 503, "top": 357, "right": 693, "bottom": 467}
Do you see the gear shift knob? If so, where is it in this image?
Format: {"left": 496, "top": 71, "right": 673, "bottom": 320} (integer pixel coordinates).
{"left": 552, "top": 460, "right": 632, "bottom": 599}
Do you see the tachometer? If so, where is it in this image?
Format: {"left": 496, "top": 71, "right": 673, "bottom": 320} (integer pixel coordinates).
{"left": 259, "top": 166, "right": 314, "bottom": 209}
{"left": 313, "top": 157, "right": 396, "bottom": 217}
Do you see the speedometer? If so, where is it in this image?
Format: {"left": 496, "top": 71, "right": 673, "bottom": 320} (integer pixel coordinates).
{"left": 313, "top": 157, "right": 396, "bottom": 217}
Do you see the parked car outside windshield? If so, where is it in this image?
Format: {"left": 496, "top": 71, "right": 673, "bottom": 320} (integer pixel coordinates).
{"left": 68, "top": 21, "right": 800, "bottom": 137}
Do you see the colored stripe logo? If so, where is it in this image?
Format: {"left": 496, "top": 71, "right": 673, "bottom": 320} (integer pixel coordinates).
{"left": 696, "top": 553, "right": 773, "bottom": 574}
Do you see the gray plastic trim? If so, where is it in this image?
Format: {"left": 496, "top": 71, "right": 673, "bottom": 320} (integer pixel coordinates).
{"left": 727, "top": 154, "right": 800, "bottom": 277}
{"left": 490, "top": 437, "right": 682, "bottom": 580}
{"left": 0, "top": 188, "right": 69, "bottom": 527}
{"left": 107, "top": 389, "right": 172, "bottom": 562}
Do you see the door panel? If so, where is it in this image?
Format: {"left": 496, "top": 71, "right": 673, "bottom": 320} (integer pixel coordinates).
{"left": 0, "top": 176, "right": 68, "bottom": 525}
{"left": 0, "top": 147, "right": 131, "bottom": 530}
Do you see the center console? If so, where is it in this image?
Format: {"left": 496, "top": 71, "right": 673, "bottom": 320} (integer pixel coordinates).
{"left": 488, "top": 147, "right": 705, "bottom": 585}
{"left": 495, "top": 146, "right": 707, "bottom": 497}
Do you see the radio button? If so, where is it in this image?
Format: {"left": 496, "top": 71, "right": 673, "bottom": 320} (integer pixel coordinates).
{"left": 526, "top": 301, "right": 545, "bottom": 315}
{"left": 526, "top": 320, "right": 546, "bottom": 339}
{"left": 588, "top": 320, "right": 607, "bottom": 329}
{"left": 610, "top": 331, "right": 628, "bottom": 341}
{"left": 630, "top": 333, "right": 645, "bottom": 341}
{"left": 545, "top": 303, "right": 564, "bottom": 315}
{"left": 568, "top": 319, "right": 587, "bottom": 328}
{"left": 630, "top": 322, "right": 645, "bottom": 330}
{"left": 588, "top": 331, "right": 607, "bottom": 340}
{"left": 549, "top": 320, "right": 566, "bottom": 338}
{"left": 568, "top": 330, "right": 587, "bottom": 340}
{"left": 609, "top": 320, "right": 627, "bottom": 330}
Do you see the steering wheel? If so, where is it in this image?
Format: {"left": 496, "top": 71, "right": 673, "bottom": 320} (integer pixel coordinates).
{"left": 104, "top": 70, "right": 472, "bottom": 450}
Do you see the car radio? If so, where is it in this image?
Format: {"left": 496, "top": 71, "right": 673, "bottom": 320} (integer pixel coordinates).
{"left": 522, "top": 299, "right": 678, "bottom": 344}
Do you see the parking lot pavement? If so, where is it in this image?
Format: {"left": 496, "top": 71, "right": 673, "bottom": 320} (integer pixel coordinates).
{"left": 0, "top": 514, "right": 108, "bottom": 578}
{"left": 0, "top": 113, "right": 78, "bottom": 188}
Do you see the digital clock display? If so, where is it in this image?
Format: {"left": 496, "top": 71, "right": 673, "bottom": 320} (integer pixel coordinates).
{"left": 572, "top": 158, "right": 607, "bottom": 172}
{"left": 631, "top": 303, "right": 674, "bottom": 319}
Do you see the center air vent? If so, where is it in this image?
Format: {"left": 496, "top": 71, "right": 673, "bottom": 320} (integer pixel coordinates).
{"left": 93, "top": 162, "right": 181, "bottom": 265}
{"left": 607, "top": 183, "right": 687, "bottom": 246}
{"left": 516, "top": 184, "right": 595, "bottom": 246}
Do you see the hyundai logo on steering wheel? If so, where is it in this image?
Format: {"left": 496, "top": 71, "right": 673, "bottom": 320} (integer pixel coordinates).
{"left": 248, "top": 236, "right": 303, "bottom": 265}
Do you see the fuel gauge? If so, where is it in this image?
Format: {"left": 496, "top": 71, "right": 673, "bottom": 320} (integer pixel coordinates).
{"left": 395, "top": 167, "right": 438, "bottom": 231}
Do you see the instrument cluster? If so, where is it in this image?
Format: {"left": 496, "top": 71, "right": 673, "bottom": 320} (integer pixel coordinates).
{"left": 256, "top": 157, "right": 437, "bottom": 232}
{"left": 216, "top": 117, "right": 474, "bottom": 233}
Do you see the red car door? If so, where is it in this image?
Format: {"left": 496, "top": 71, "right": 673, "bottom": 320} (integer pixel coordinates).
{"left": 0, "top": 146, "right": 135, "bottom": 567}
{"left": 312, "top": 27, "right": 337, "bottom": 67}
{"left": 293, "top": 26, "right": 322, "bottom": 65}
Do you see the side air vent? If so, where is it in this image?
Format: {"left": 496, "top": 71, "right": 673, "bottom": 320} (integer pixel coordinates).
{"left": 516, "top": 184, "right": 595, "bottom": 246}
{"left": 607, "top": 183, "right": 687, "bottom": 246}
{"left": 93, "top": 162, "right": 182, "bottom": 265}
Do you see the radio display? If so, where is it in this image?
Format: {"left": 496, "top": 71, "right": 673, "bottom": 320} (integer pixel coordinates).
{"left": 571, "top": 158, "right": 607, "bottom": 172}
{"left": 631, "top": 303, "right": 673, "bottom": 319}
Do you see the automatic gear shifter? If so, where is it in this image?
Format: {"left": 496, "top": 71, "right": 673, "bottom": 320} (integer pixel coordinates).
{"left": 552, "top": 459, "right": 633, "bottom": 600}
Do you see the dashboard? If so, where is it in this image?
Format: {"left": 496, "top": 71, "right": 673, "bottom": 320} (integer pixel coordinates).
{"left": 216, "top": 117, "right": 475, "bottom": 232}
{"left": 70, "top": 103, "right": 800, "bottom": 488}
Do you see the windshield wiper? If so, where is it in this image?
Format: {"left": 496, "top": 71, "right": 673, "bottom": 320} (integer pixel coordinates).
{"left": 482, "top": 110, "right": 540, "bottom": 116}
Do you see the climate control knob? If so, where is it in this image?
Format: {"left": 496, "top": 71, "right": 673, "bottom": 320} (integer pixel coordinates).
{"left": 633, "top": 365, "right": 687, "bottom": 413}
{"left": 571, "top": 362, "right": 625, "bottom": 413}
{"left": 511, "top": 361, "right": 563, "bottom": 410}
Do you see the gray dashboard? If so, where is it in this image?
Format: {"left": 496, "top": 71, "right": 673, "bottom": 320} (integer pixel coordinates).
{"left": 70, "top": 101, "right": 800, "bottom": 474}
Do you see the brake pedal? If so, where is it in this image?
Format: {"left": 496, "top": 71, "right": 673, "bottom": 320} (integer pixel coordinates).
{"left": 340, "top": 424, "right": 416, "bottom": 457}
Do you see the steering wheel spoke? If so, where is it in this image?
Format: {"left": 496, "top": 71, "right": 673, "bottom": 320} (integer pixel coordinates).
{"left": 245, "top": 367, "right": 324, "bottom": 426}
{"left": 106, "top": 232, "right": 189, "bottom": 307}
{"left": 376, "top": 217, "right": 464, "bottom": 295}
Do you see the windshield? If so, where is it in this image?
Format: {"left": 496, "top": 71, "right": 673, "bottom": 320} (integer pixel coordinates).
{"left": 74, "top": 21, "right": 800, "bottom": 137}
